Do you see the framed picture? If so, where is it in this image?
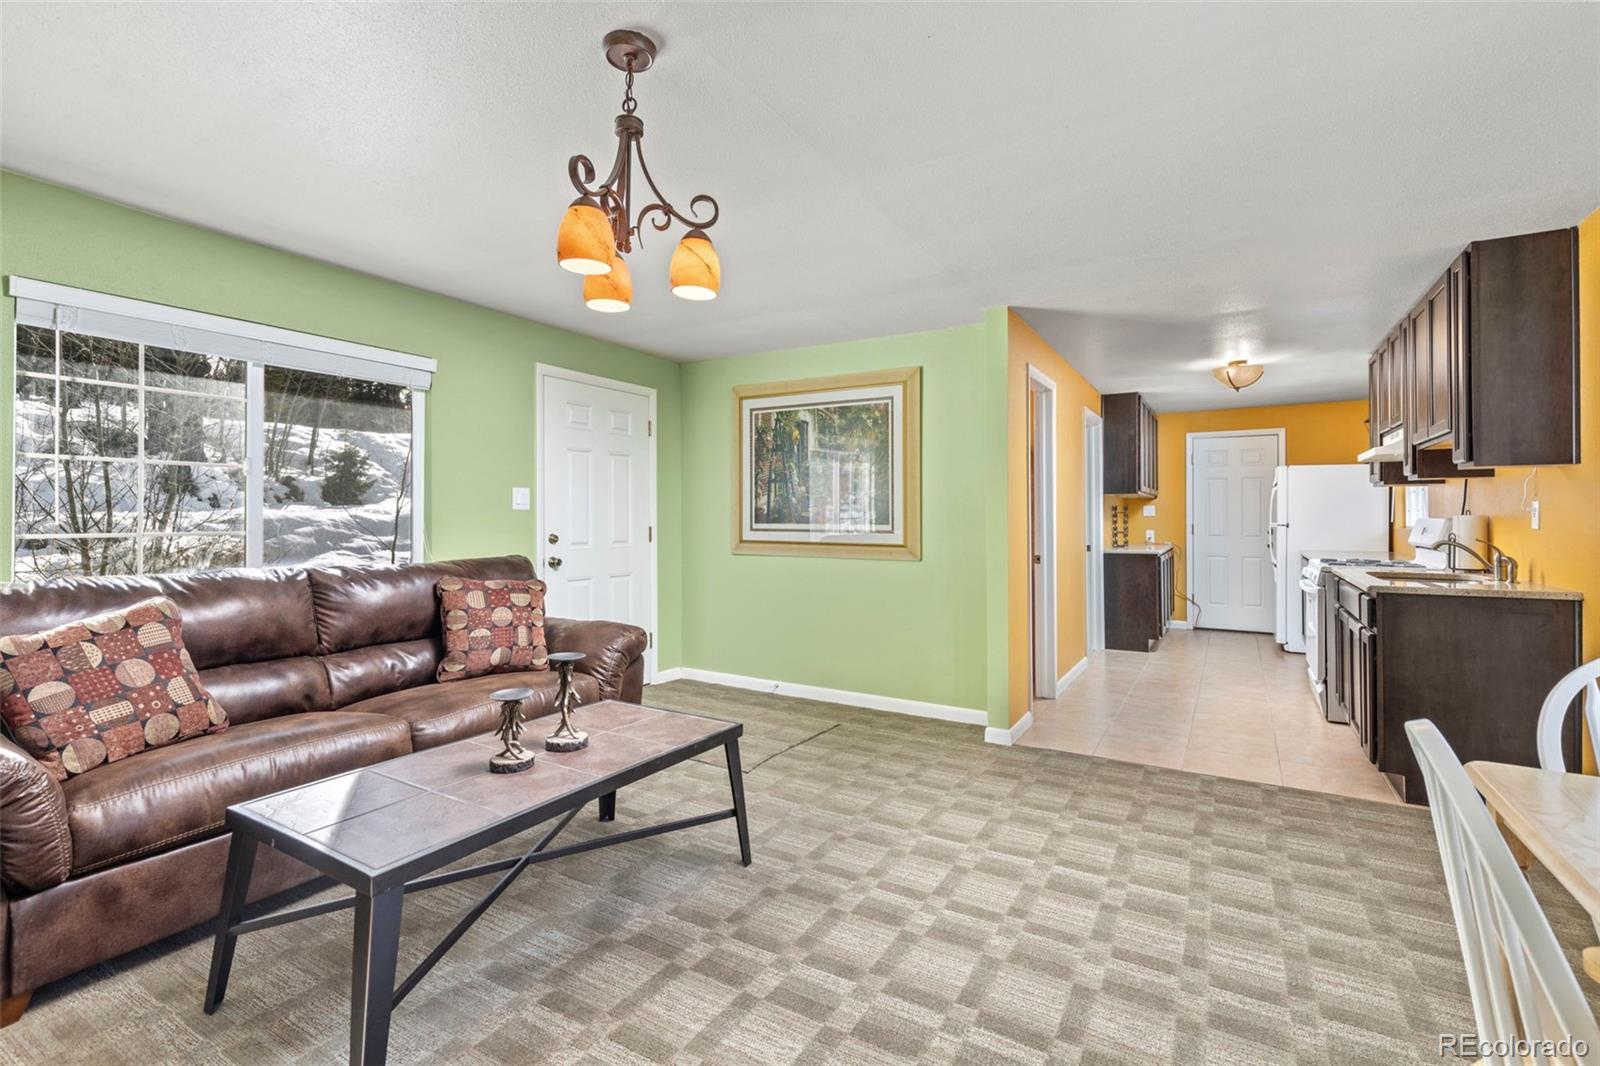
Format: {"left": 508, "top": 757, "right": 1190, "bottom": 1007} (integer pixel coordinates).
{"left": 733, "top": 367, "right": 921, "bottom": 560}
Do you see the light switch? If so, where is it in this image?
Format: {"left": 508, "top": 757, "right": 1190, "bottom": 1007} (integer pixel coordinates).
{"left": 1531, "top": 499, "right": 1541, "bottom": 530}
{"left": 1144, "top": 529, "right": 1155, "bottom": 543}
{"left": 511, "top": 487, "right": 531, "bottom": 511}
{"left": 1142, "top": 504, "right": 1156, "bottom": 517}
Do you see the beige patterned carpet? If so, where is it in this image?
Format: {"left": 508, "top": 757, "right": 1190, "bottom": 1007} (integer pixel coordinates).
{"left": 4, "top": 679, "right": 1597, "bottom": 1065}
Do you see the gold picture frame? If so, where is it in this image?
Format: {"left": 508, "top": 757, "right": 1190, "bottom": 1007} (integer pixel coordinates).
{"left": 732, "top": 367, "right": 921, "bottom": 560}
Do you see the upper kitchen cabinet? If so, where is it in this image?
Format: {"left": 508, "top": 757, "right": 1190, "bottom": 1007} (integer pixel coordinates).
{"left": 1103, "top": 392, "right": 1158, "bottom": 497}
{"left": 1366, "top": 227, "right": 1579, "bottom": 478}
{"left": 1456, "top": 229, "right": 1580, "bottom": 467}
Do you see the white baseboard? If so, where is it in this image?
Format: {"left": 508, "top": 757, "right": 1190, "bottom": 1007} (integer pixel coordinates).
{"left": 1167, "top": 619, "right": 1193, "bottom": 630}
{"left": 650, "top": 667, "right": 686, "bottom": 684}
{"left": 985, "top": 709, "right": 1034, "bottom": 746}
{"left": 1055, "top": 656, "right": 1088, "bottom": 697}
{"left": 659, "top": 667, "right": 987, "bottom": 727}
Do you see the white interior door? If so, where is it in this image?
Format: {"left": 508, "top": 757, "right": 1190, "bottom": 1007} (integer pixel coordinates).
{"left": 538, "top": 369, "right": 655, "bottom": 678}
{"left": 1190, "top": 432, "right": 1281, "bottom": 632}
{"left": 1028, "top": 378, "right": 1056, "bottom": 698}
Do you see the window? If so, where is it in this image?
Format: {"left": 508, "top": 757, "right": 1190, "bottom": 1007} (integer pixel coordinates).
{"left": 10, "top": 279, "right": 432, "bottom": 582}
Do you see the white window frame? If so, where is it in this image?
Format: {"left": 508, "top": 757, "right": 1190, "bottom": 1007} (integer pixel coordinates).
{"left": 9, "top": 277, "right": 434, "bottom": 577}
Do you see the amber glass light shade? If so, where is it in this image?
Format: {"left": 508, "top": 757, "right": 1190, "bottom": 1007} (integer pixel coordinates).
{"left": 669, "top": 229, "right": 721, "bottom": 301}
{"left": 556, "top": 197, "right": 615, "bottom": 275}
{"left": 1212, "top": 359, "right": 1264, "bottom": 392}
{"left": 584, "top": 253, "right": 632, "bottom": 313}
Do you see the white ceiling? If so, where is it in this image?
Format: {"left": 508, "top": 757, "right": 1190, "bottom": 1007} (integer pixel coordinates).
{"left": 2, "top": 2, "right": 1596, "bottom": 410}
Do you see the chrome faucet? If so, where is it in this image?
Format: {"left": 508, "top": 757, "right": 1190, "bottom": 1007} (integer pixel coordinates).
{"left": 1424, "top": 533, "right": 1518, "bottom": 583}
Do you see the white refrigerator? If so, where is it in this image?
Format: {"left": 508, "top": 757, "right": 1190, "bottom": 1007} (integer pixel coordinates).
{"left": 1270, "top": 464, "right": 1390, "bottom": 652}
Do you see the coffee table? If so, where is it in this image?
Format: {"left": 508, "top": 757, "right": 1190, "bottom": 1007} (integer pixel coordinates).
{"left": 202, "top": 700, "right": 748, "bottom": 1065}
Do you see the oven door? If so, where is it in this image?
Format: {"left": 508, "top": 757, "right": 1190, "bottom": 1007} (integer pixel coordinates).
{"left": 1299, "top": 576, "right": 1323, "bottom": 685}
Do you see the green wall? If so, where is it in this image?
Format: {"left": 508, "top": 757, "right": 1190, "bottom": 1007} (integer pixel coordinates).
{"left": 0, "top": 172, "right": 684, "bottom": 669}
{"left": 680, "top": 324, "right": 1006, "bottom": 719}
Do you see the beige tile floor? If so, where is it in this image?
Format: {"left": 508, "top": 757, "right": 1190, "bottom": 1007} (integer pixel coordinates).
{"left": 1020, "top": 627, "right": 1402, "bottom": 804}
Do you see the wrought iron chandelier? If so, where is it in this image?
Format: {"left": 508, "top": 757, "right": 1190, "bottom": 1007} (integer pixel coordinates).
{"left": 555, "top": 30, "right": 722, "bottom": 313}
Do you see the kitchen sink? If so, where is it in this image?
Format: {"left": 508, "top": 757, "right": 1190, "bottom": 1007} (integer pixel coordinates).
{"left": 1365, "top": 569, "right": 1490, "bottom": 583}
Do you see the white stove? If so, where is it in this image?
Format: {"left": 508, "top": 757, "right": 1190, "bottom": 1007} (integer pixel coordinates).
{"left": 1299, "top": 554, "right": 1425, "bottom": 719}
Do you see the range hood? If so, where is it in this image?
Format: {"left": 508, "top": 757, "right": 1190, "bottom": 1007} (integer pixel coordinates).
{"left": 1357, "top": 429, "right": 1405, "bottom": 463}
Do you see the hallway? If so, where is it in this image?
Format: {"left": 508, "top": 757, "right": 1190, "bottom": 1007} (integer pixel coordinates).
{"left": 1021, "top": 628, "right": 1400, "bottom": 804}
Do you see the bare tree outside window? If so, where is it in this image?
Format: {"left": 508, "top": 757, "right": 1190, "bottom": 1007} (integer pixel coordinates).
{"left": 12, "top": 326, "right": 415, "bottom": 581}
{"left": 262, "top": 366, "right": 412, "bottom": 568}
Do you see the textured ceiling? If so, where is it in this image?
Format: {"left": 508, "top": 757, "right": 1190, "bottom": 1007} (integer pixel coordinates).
{"left": 2, "top": 2, "right": 1596, "bottom": 410}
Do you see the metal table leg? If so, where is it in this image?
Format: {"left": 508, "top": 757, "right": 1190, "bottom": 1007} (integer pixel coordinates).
{"left": 350, "top": 887, "right": 404, "bottom": 1066}
{"left": 204, "top": 833, "right": 258, "bottom": 1014}
{"left": 725, "top": 740, "right": 752, "bottom": 867}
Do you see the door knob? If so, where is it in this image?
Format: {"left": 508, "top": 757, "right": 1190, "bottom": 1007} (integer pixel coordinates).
{"left": 547, "top": 532, "right": 559, "bottom": 544}
{"left": 547, "top": 556, "right": 563, "bottom": 571}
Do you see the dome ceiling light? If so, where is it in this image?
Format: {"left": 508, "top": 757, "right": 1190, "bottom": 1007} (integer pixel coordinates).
{"left": 1213, "top": 359, "right": 1265, "bottom": 392}
{"left": 555, "top": 30, "right": 722, "bottom": 311}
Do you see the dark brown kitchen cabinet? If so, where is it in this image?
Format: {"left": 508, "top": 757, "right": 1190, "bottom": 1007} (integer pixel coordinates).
{"left": 1329, "top": 575, "right": 1581, "bottom": 804}
{"left": 1367, "top": 227, "right": 1578, "bottom": 480}
{"left": 1455, "top": 228, "right": 1580, "bottom": 467}
{"left": 1406, "top": 273, "right": 1455, "bottom": 449}
{"left": 1103, "top": 392, "right": 1158, "bottom": 497}
{"left": 1104, "top": 547, "right": 1173, "bottom": 652}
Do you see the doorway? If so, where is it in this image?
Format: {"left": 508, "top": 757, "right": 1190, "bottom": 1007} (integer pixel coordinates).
{"left": 536, "top": 365, "right": 658, "bottom": 679}
{"left": 1027, "top": 368, "right": 1057, "bottom": 699}
{"left": 1185, "top": 429, "right": 1283, "bottom": 633}
{"left": 1083, "top": 408, "right": 1105, "bottom": 655}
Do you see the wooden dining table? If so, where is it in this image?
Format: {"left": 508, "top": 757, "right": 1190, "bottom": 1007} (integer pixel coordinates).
{"left": 1466, "top": 760, "right": 1600, "bottom": 982}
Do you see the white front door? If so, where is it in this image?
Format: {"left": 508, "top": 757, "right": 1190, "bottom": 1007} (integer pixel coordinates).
{"left": 1191, "top": 432, "right": 1280, "bottom": 632}
{"left": 538, "top": 369, "right": 655, "bottom": 677}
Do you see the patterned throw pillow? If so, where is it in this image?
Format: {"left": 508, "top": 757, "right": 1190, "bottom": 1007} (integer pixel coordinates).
{"left": 0, "top": 597, "right": 229, "bottom": 780}
{"left": 435, "top": 577, "right": 549, "bottom": 682}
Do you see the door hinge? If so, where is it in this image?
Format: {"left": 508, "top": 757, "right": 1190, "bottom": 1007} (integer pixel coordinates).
{"left": 648, "top": 525, "right": 653, "bottom": 542}
{"left": 648, "top": 632, "right": 654, "bottom": 648}
{"left": 647, "top": 420, "right": 653, "bottom": 436}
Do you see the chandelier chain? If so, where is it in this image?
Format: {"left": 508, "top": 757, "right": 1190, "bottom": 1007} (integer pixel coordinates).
{"left": 621, "top": 60, "right": 637, "bottom": 115}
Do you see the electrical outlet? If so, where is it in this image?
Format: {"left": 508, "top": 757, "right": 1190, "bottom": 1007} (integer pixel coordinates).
{"left": 1144, "top": 529, "right": 1155, "bottom": 543}
{"left": 511, "top": 487, "right": 530, "bottom": 511}
{"left": 1142, "top": 504, "right": 1156, "bottom": 517}
{"left": 1531, "top": 499, "right": 1541, "bottom": 530}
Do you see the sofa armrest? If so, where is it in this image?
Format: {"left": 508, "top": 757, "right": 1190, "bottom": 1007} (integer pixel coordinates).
{"left": 544, "top": 618, "right": 647, "bottom": 703}
{"left": 0, "top": 736, "right": 72, "bottom": 893}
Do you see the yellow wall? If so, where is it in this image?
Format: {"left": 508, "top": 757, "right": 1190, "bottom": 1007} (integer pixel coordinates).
{"left": 1006, "top": 312, "right": 1102, "bottom": 724}
{"left": 1392, "top": 206, "right": 1600, "bottom": 668}
{"left": 1106, "top": 399, "right": 1373, "bottom": 621}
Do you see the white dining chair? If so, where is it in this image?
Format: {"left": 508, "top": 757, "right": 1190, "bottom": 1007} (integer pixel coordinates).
{"left": 1537, "top": 659, "right": 1600, "bottom": 772}
{"left": 1406, "top": 720, "right": 1600, "bottom": 1064}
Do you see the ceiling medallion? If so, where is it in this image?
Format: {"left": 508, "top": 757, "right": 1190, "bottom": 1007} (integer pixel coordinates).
{"left": 555, "top": 29, "right": 721, "bottom": 312}
{"left": 1213, "top": 359, "right": 1265, "bottom": 392}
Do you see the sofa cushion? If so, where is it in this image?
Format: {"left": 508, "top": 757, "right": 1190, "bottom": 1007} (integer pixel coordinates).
{"left": 61, "top": 711, "right": 411, "bottom": 875}
{"left": 436, "top": 576, "right": 549, "bottom": 682}
{"left": 307, "top": 556, "right": 536, "bottom": 655}
{"left": 198, "top": 656, "right": 333, "bottom": 725}
{"left": 322, "top": 639, "right": 440, "bottom": 708}
{"left": 340, "top": 671, "right": 600, "bottom": 751}
{"left": 0, "top": 567, "right": 317, "bottom": 670}
{"left": 0, "top": 597, "right": 229, "bottom": 781}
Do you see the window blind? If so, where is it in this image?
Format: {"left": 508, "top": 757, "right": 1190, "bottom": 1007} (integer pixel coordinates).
{"left": 10, "top": 277, "right": 435, "bottom": 391}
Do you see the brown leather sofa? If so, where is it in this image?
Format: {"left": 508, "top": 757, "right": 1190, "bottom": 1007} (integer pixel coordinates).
{"left": 0, "top": 554, "right": 646, "bottom": 1021}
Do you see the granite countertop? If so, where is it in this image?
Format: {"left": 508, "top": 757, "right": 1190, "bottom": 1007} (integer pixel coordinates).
{"left": 1327, "top": 564, "right": 1583, "bottom": 601}
{"left": 1106, "top": 543, "right": 1175, "bottom": 555}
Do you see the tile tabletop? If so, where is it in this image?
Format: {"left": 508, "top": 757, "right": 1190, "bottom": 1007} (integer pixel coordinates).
{"left": 234, "top": 701, "right": 736, "bottom": 875}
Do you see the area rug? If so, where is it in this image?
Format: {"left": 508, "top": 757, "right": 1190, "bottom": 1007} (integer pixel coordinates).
{"left": 4, "top": 679, "right": 1595, "bottom": 1065}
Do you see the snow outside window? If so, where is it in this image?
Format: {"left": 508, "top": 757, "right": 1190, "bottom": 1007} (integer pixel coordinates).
{"left": 13, "top": 323, "right": 420, "bottom": 581}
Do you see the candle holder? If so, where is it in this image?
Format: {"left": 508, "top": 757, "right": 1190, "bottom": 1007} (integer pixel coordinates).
{"left": 545, "top": 652, "right": 589, "bottom": 752}
{"left": 487, "top": 687, "right": 536, "bottom": 773}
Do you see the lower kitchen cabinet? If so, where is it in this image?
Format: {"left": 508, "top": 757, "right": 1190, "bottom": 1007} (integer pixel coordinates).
{"left": 1105, "top": 547, "right": 1173, "bottom": 652}
{"left": 1329, "top": 576, "right": 1581, "bottom": 804}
